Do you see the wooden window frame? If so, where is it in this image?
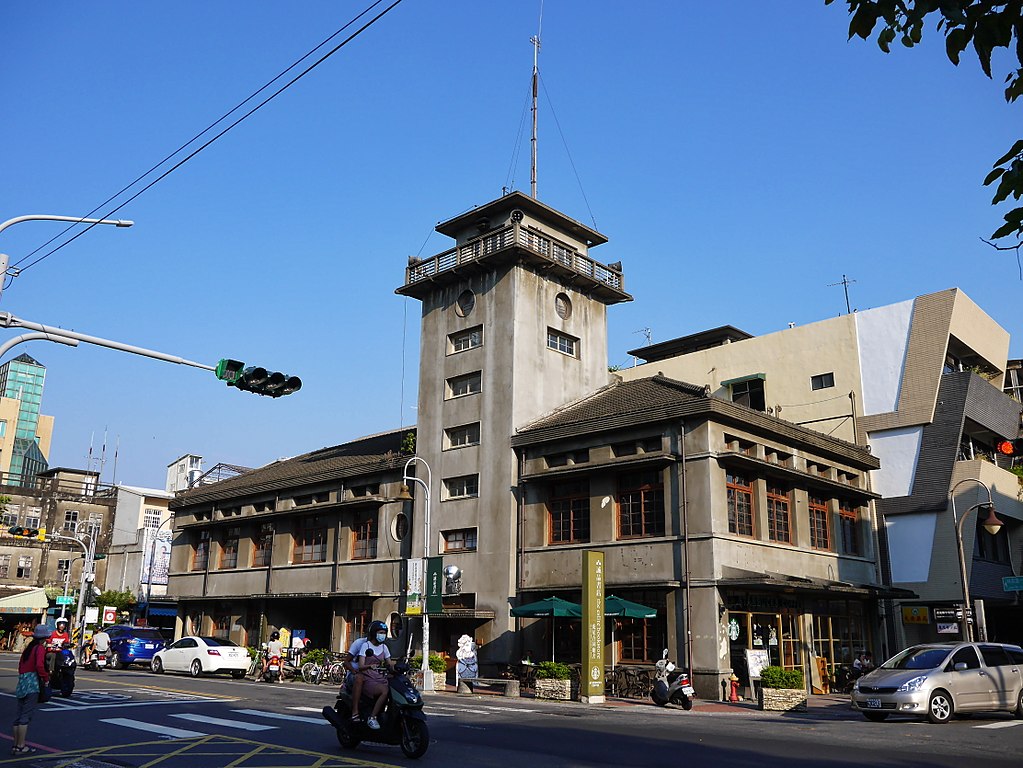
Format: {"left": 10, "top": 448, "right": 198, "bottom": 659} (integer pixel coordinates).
{"left": 617, "top": 471, "right": 665, "bottom": 539}
{"left": 766, "top": 482, "right": 791, "bottom": 543}
{"left": 219, "top": 526, "right": 240, "bottom": 569}
{"left": 727, "top": 471, "right": 755, "bottom": 537}
{"left": 808, "top": 495, "right": 831, "bottom": 550}
{"left": 192, "top": 530, "right": 210, "bottom": 571}
{"left": 352, "top": 515, "right": 378, "bottom": 560}
{"left": 838, "top": 501, "right": 862, "bottom": 556}
{"left": 293, "top": 515, "right": 327, "bottom": 564}
{"left": 548, "top": 481, "right": 590, "bottom": 544}
{"left": 442, "top": 528, "right": 478, "bottom": 553}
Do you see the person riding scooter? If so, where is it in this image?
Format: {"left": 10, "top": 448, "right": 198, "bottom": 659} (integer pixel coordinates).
{"left": 346, "top": 620, "right": 394, "bottom": 730}
{"left": 262, "top": 631, "right": 285, "bottom": 681}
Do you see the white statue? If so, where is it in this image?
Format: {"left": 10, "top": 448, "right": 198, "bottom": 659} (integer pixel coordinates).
{"left": 455, "top": 634, "right": 478, "bottom": 680}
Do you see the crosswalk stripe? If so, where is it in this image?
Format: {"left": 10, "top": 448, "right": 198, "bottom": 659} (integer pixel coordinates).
{"left": 288, "top": 706, "right": 324, "bottom": 713}
{"left": 170, "top": 713, "right": 277, "bottom": 731}
{"left": 101, "top": 718, "right": 204, "bottom": 739}
{"left": 976, "top": 721, "right": 1021, "bottom": 729}
{"left": 231, "top": 708, "right": 328, "bottom": 726}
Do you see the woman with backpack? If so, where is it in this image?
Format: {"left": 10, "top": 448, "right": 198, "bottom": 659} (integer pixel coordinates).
{"left": 12, "top": 624, "right": 51, "bottom": 755}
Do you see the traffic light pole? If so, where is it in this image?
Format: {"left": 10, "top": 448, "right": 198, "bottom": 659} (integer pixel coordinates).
{"left": 0, "top": 312, "right": 214, "bottom": 372}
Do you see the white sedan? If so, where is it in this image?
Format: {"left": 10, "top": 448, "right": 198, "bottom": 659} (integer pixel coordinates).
{"left": 151, "top": 636, "right": 251, "bottom": 678}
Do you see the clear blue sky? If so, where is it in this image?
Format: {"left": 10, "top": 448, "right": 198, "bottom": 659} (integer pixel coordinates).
{"left": 1, "top": 1, "right": 1017, "bottom": 489}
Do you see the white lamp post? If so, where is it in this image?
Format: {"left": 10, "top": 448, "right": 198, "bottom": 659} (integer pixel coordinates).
{"left": 949, "top": 478, "right": 1004, "bottom": 643}
{"left": 397, "top": 456, "right": 433, "bottom": 691}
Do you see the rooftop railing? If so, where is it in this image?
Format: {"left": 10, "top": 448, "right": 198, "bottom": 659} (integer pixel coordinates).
{"left": 405, "top": 223, "right": 624, "bottom": 293}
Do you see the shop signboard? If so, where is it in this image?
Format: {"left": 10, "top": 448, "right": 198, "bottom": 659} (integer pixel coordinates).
{"left": 581, "top": 550, "right": 605, "bottom": 703}
{"left": 406, "top": 558, "right": 424, "bottom": 615}
{"left": 425, "top": 556, "right": 443, "bottom": 614}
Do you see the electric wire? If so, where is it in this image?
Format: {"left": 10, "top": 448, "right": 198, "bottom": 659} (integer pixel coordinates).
{"left": 504, "top": 80, "right": 532, "bottom": 193}
{"left": 13, "top": 0, "right": 404, "bottom": 275}
{"left": 12, "top": 0, "right": 389, "bottom": 272}
{"left": 539, "top": 72, "right": 597, "bottom": 230}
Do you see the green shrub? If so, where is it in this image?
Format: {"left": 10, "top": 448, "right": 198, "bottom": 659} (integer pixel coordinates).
{"left": 759, "top": 665, "right": 804, "bottom": 689}
{"left": 535, "top": 661, "right": 572, "bottom": 680}
{"left": 411, "top": 653, "right": 447, "bottom": 673}
{"left": 304, "top": 648, "right": 327, "bottom": 666}
{"left": 246, "top": 646, "right": 259, "bottom": 661}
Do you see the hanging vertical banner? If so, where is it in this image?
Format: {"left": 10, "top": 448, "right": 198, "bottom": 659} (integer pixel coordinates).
{"left": 582, "top": 550, "right": 605, "bottom": 703}
{"left": 406, "top": 558, "right": 424, "bottom": 615}
{"left": 426, "top": 556, "right": 444, "bottom": 614}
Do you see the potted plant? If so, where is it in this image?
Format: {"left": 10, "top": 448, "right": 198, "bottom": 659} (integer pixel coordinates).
{"left": 534, "top": 661, "right": 576, "bottom": 700}
{"left": 758, "top": 665, "right": 807, "bottom": 712}
{"left": 412, "top": 653, "right": 447, "bottom": 690}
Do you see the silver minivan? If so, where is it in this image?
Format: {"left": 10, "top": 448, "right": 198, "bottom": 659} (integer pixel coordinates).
{"left": 851, "top": 642, "right": 1023, "bottom": 723}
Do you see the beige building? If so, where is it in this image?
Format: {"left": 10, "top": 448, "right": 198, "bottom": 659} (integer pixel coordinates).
{"left": 620, "top": 288, "right": 1023, "bottom": 647}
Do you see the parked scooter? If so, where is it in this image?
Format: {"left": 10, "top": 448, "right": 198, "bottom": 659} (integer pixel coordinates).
{"left": 321, "top": 660, "right": 429, "bottom": 759}
{"left": 650, "top": 649, "right": 694, "bottom": 710}
{"left": 49, "top": 643, "right": 76, "bottom": 698}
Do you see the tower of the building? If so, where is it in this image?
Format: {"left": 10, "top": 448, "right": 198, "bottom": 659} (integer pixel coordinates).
{"left": 0, "top": 353, "right": 51, "bottom": 482}
{"left": 396, "top": 191, "right": 630, "bottom": 658}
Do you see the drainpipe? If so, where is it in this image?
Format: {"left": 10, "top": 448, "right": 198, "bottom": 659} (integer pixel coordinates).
{"left": 678, "top": 421, "right": 692, "bottom": 674}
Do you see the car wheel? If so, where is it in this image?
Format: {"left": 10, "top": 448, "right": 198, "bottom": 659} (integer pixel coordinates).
{"left": 1014, "top": 689, "right": 1023, "bottom": 719}
{"left": 863, "top": 712, "right": 889, "bottom": 722}
{"left": 151, "top": 657, "right": 163, "bottom": 674}
{"left": 927, "top": 689, "right": 953, "bottom": 724}
{"left": 109, "top": 653, "right": 124, "bottom": 670}
{"left": 190, "top": 659, "right": 202, "bottom": 678}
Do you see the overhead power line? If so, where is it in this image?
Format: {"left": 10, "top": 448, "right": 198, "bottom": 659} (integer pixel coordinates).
{"left": 13, "top": 0, "right": 405, "bottom": 276}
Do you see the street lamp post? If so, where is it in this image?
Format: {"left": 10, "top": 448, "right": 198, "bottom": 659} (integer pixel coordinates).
{"left": 0, "top": 214, "right": 133, "bottom": 300}
{"left": 398, "top": 456, "right": 433, "bottom": 692}
{"left": 143, "top": 516, "right": 174, "bottom": 626}
{"left": 949, "top": 478, "right": 1004, "bottom": 643}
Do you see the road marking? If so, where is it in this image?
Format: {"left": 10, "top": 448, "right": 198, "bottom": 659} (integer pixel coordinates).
{"left": 976, "top": 720, "right": 1022, "bottom": 729}
{"left": 170, "top": 713, "right": 277, "bottom": 731}
{"left": 479, "top": 705, "right": 539, "bottom": 713}
{"left": 101, "top": 718, "right": 205, "bottom": 738}
{"left": 231, "top": 708, "right": 329, "bottom": 725}
{"left": 289, "top": 706, "right": 325, "bottom": 713}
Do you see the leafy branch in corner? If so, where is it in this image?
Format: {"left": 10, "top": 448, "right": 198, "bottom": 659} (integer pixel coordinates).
{"left": 829, "top": 1, "right": 1023, "bottom": 242}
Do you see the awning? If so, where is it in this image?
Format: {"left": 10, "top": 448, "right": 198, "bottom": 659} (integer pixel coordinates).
{"left": 146, "top": 607, "right": 178, "bottom": 617}
{"left": 720, "top": 372, "right": 766, "bottom": 387}
{"left": 717, "top": 569, "right": 917, "bottom": 600}
{"left": 0, "top": 588, "right": 48, "bottom": 615}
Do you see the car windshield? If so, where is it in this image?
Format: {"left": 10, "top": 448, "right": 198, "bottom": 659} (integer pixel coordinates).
{"left": 881, "top": 647, "right": 950, "bottom": 670}
{"left": 128, "top": 630, "right": 164, "bottom": 641}
{"left": 199, "top": 637, "right": 238, "bottom": 647}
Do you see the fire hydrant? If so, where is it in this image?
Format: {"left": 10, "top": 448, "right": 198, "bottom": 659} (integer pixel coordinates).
{"left": 729, "top": 673, "right": 740, "bottom": 702}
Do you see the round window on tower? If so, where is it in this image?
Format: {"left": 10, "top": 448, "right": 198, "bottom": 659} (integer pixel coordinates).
{"left": 455, "top": 290, "right": 476, "bottom": 317}
{"left": 391, "top": 512, "right": 410, "bottom": 542}
{"left": 555, "top": 293, "right": 572, "bottom": 320}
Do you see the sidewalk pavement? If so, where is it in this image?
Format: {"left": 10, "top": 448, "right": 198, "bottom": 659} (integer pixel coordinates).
{"left": 437, "top": 684, "right": 856, "bottom": 718}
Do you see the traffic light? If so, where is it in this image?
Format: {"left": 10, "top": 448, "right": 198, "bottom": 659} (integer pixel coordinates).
{"left": 7, "top": 526, "right": 43, "bottom": 539}
{"left": 215, "top": 358, "right": 301, "bottom": 398}
{"left": 996, "top": 438, "right": 1023, "bottom": 456}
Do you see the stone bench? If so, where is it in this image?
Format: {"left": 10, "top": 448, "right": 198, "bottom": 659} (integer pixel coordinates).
{"left": 456, "top": 677, "right": 520, "bottom": 697}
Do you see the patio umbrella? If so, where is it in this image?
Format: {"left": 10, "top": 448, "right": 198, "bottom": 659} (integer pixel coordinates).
{"left": 510, "top": 596, "right": 582, "bottom": 661}
{"left": 603, "top": 595, "right": 656, "bottom": 670}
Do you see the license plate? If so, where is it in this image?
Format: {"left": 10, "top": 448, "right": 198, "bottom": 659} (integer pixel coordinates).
{"left": 681, "top": 686, "right": 695, "bottom": 695}
{"left": 866, "top": 698, "right": 881, "bottom": 709}
{"left": 144, "top": 643, "right": 154, "bottom": 649}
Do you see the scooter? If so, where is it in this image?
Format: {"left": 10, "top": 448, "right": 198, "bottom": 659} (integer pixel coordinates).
{"left": 321, "top": 660, "right": 429, "bottom": 759}
{"left": 650, "top": 649, "right": 694, "bottom": 710}
{"left": 263, "top": 653, "right": 282, "bottom": 683}
{"left": 88, "top": 651, "right": 107, "bottom": 671}
{"left": 49, "top": 644, "right": 76, "bottom": 698}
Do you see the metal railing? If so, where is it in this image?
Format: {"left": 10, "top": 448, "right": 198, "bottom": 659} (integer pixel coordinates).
{"left": 406, "top": 224, "right": 624, "bottom": 293}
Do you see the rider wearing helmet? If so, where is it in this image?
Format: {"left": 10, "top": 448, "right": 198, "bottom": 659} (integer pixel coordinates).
{"left": 262, "top": 631, "right": 284, "bottom": 681}
{"left": 345, "top": 620, "right": 394, "bottom": 730}
{"left": 49, "top": 618, "right": 70, "bottom": 651}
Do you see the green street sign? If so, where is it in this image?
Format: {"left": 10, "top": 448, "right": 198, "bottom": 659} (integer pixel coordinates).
{"left": 56, "top": 596, "right": 74, "bottom": 605}
{"left": 1003, "top": 575, "right": 1023, "bottom": 592}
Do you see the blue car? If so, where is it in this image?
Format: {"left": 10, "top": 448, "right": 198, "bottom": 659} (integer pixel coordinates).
{"left": 104, "top": 625, "right": 166, "bottom": 669}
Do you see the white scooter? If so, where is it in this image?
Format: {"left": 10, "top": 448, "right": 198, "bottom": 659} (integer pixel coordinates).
{"left": 650, "top": 649, "right": 694, "bottom": 710}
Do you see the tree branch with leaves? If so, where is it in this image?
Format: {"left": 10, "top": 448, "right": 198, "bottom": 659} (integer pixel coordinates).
{"left": 829, "top": 0, "right": 1023, "bottom": 239}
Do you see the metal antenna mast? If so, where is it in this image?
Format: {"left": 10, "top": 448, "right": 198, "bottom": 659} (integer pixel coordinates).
{"left": 828, "top": 274, "right": 857, "bottom": 314}
{"left": 530, "top": 3, "right": 543, "bottom": 198}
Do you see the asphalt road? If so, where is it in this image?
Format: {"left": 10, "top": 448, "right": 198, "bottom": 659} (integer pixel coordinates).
{"left": 0, "top": 658, "right": 1021, "bottom": 767}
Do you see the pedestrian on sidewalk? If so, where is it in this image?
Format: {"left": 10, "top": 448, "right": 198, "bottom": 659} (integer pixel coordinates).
{"left": 11, "top": 624, "right": 51, "bottom": 755}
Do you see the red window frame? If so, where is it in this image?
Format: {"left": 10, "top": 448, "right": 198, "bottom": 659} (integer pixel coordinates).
{"left": 617, "top": 471, "right": 665, "bottom": 539}
{"left": 352, "top": 515, "right": 378, "bottom": 560}
{"left": 192, "top": 530, "right": 210, "bottom": 571}
{"left": 766, "top": 482, "right": 791, "bottom": 543}
{"left": 548, "top": 480, "right": 590, "bottom": 544}
{"left": 726, "top": 471, "right": 754, "bottom": 537}
{"left": 293, "top": 516, "right": 327, "bottom": 564}
{"left": 808, "top": 495, "right": 831, "bottom": 550}
{"left": 219, "top": 527, "right": 240, "bottom": 569}
{"left": 252, "top": 523, "right": 273, "bottom": 567}
{"left": 839, "top": 501, "right": 861, "bottom": 556}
